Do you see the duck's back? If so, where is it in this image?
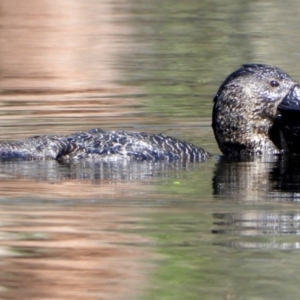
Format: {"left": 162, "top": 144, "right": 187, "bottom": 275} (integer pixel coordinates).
{"left": 66, "top": 128, "right": 211, "bottom": 162}
{"left": 0, "top": 128, "right": 211, "bottom": 162}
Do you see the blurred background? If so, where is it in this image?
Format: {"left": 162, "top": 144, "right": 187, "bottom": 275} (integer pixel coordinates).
{"left": 2, "top": 0, "right": 299, "bottom": 144}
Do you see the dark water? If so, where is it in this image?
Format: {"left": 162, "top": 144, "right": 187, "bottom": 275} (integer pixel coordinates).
{"left": 1, "top": 0, "right": 300, "bottom": 299}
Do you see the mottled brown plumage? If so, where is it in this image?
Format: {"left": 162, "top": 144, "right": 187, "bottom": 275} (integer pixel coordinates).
{"left": 0, "top": 129, "right": 211, "bottom": 162}
{"left": 212, "top": 64, "right": 298, "bottom": 157}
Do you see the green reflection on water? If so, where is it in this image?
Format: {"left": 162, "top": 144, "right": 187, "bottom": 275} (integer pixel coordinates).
{"left": 155, "top": 160, "right": 215, "bottom": 198}
{"left": 124, "top": 0, "right": 255, "bottom": 119}
{"left": 142, "top": 210, "right": 227, "bottom": 300}
{"left": 142, "top": 207, "right": 300, "bottom": 300}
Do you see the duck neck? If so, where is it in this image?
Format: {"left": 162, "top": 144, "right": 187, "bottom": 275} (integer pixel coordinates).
{"left": 217, "top": 132, "right": 278, "bottom": 157}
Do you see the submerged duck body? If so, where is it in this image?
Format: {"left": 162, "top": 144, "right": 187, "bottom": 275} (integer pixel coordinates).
{"left": 1, "top": 63, "right": 300, "bottom": 162}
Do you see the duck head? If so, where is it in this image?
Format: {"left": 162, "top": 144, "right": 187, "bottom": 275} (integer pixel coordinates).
{"left": 212, "top": 64, "right": 299, "bottom": 157}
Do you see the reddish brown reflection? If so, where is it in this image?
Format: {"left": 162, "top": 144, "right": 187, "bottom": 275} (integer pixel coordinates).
{"left": 0, "top": 178, "right": 155, "bottom": 200}
{"left": 0, "top": 206, "right": 153, "bottom": 300}
{"left": 0, "top": 0, "right": 142, "bottom": 139}
{"left": 0, "top": 0, "right": 131, "bottom": 92}
{"left": 0, "top": 1, "right": 156, "bottom": 299}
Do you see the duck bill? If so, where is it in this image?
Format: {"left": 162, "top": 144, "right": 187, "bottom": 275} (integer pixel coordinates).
{"left": 274, "top": 85, "right": 300, "bottom": 154}
{"left": 278, "top": 85, "right": 300, "bottom": 113}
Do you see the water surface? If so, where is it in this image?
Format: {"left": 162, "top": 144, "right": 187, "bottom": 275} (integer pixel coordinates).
{"left": 1, "top": 0, "right": 300, "bottom": 299}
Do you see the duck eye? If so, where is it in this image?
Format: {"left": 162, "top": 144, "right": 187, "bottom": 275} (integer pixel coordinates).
{"left": 270, "top": 80, "right": 280, "bottom": 87}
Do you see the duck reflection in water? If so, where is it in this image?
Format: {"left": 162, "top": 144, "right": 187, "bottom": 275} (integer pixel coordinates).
{"left": 212, "top": 155, "right": 300, "bottom": 250}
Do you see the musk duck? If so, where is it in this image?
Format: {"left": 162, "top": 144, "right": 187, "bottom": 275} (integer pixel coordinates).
{"left": 0, "top": 64, "right": 299, "bottom": 161}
